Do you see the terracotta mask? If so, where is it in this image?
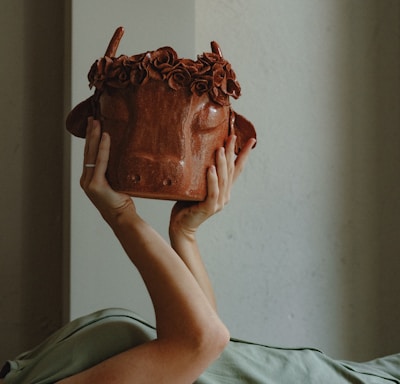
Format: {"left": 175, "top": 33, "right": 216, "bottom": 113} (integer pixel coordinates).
{"left": 66, "top": 27, "right": 256, "bottom": 201}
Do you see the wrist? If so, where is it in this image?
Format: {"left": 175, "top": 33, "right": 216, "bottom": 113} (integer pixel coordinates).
{"left": 169, "top": 221, "right": 197, "bottom": 245}
{"left": 102, "top": 199, "right": 140, "bottom": 230}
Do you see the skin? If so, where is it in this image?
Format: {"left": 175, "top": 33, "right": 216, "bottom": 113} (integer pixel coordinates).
{"left": 1, "top": 118, "right": 255, "bottom": 384}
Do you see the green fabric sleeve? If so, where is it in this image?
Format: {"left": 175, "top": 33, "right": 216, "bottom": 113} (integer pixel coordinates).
{"left": 3, "top": 308, "right": 156, "bottom": 384}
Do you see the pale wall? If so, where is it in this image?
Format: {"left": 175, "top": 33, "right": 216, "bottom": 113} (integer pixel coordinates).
{"left": 194, "top": 0, "right": 400, "bottom": 360}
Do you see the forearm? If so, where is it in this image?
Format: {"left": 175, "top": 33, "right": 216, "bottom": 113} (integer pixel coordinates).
{"left": 169, "top": 226, "right": 217, "bottom": 311}
{"left": 108, "top": 207, "right": 222, "bottom": 341}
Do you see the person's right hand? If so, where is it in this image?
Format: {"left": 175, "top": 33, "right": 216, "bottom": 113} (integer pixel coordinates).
{"left": 169, "top": 135, "right": 256, "bottom": 239}
{"left": 80, "top": 118, "right": 136, "bottom": 224}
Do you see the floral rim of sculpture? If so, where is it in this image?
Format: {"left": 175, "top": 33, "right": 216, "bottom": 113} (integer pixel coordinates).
{"left": 88, "top": 40, "right": 241, "bottom": 107}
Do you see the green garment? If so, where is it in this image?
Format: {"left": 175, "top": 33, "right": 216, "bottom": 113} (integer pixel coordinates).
{"left": 2, "top": 308, "right": 399, "bottom": 384}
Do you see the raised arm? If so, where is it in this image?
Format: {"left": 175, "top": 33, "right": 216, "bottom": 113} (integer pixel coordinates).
{"left": 59, "top": 118, "right": 229, "bottom": 384}
{"left": 169, "top": 135, "right": 256, "bottom": 310}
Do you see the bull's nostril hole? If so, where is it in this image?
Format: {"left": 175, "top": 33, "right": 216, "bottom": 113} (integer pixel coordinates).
{"left": 163, "top": 178, "right": 172, "bottom": 186}
{"left": 131, "top": 174, "right": 141, "bottom": 183}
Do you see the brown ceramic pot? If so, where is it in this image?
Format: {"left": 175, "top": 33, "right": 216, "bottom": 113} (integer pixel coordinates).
{"left": 66, "top": 27, "right": 256, "bottom": 201}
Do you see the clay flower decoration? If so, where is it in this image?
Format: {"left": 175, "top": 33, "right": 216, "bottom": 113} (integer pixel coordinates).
{"left": 88, "top": 43, "right": 241, "bottom": 106}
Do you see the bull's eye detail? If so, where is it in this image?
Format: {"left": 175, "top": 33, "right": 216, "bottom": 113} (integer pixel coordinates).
{"left": 192, "top": 102, "right": 229, "bottom": 132}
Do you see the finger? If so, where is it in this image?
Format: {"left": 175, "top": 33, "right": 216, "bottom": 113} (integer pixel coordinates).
{"left": 215, "top": 146, "right": 229, "bottom": 206}
{"left": 81, "top": 119, "right": 101, "bottom": 188}
{"left": 224, "top": 135, "right": 237, "bottom": 186}
{"left": 83, "top": 117, "right": 93, "bottom": 161}
{"left": 81, "top": 117, "right": 93, "bottom": 187}
{"left": 92, "top": 131, "right": 111, "bottom": 184}
{"left": 202, "top": 165, "right": 219, "bottom": 212}
{"left": 232, "top": 138, "right": 256, "bottom": 183}
{"left": 86, "top": 120, "right": 102, "bottom": 165}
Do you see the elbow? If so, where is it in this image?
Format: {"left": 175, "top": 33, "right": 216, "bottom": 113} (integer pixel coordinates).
{"left": 213, "top": 322, "right": 230, "bottom": 355}
{"left": 194, "top": 319, "right": 230, "bottom": 361}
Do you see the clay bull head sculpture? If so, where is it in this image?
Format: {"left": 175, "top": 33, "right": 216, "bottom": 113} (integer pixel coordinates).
{"left": 66, "top": 27, "right": 256, "bottom": 201}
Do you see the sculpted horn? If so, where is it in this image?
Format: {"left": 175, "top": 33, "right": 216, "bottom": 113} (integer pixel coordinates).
{"left": 105, "top": 26, "right": 125, "bottom": 57}
{"left": 211, "top": 41, "right": 223, "bottom": 58}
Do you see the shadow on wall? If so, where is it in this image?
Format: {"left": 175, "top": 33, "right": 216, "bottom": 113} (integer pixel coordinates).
{"left": 20, "top": 0, "right": 66, "bottom": 352}
{"left": 374, "top": 0, "right": 400, "bottom": 358}
{"left": 0, "top": 0, "right": 66, "bottom": 362}
{"left": 339, "top": 0, "right": 400, "bottom": 360}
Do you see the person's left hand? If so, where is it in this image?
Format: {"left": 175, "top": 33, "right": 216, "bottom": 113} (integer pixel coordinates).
{"left": 80, "top": 118, "right": 136, "bottom": 224}
{"left": 169, "top": 135, "right": 256, "bottom": 238}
